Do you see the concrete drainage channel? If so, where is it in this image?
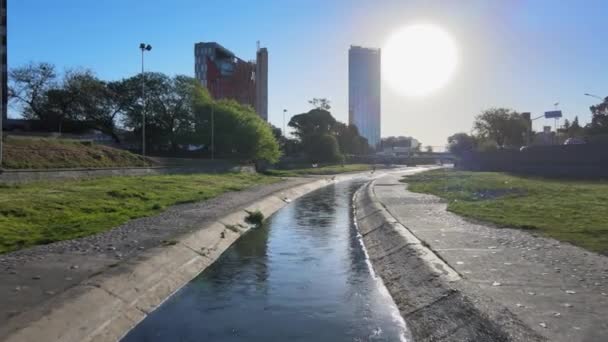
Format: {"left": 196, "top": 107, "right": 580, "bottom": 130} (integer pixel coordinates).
{"left": 354, "top": 180, "right": 546, "bottom": 342}
{"left": 4, "top": 172, "right": 389, "bottom": 342}
{"left": 3, "top": 178, "right": 335, "bottom": 342}
{"left": 6, "top": 166, "right": 544, "bottom": 342}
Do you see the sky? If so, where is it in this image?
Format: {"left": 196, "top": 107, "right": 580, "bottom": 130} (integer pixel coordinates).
{"left": 8, "top": 0, "right": 608, "bottom": 147}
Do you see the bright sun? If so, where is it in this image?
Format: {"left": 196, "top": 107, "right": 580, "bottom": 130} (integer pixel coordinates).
{"left": 382, "top": 24, "right": 458, "bottom": 97}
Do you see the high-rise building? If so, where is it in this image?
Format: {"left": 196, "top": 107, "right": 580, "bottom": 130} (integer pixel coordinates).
{"left": 349, "top": 45, "right": 381, "bottom": 147}
{"left": 255, "top": 47, "right": 268, "bottom": 121}
{"left": 1, "top": 0, "right": 7, "bottom": 123}
{"left": 194, "top": 42, "right": 268, "bottom": 121}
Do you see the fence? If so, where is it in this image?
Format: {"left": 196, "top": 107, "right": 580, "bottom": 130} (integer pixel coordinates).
{"left": 459, "top": 144, "right": 608, "bottom": 178}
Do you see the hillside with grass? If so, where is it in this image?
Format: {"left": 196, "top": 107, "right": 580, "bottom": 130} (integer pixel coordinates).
{"left": 2, "top": 136, "right": 149, "bottom": 169}
{"left": 0, "top": 173, "right": 278, "bottom": 253}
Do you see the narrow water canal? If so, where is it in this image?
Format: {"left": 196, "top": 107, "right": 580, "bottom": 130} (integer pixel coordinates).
{"left": 123, "top": 180, "right": 408, "bottom": 342}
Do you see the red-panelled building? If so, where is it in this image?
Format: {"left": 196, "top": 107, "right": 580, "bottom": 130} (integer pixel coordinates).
{"left": 194, "top": 42, "right": 267, "bottom": 120}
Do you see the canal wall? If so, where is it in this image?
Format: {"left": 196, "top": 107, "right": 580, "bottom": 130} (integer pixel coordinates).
{"left": 3, "top": 177, "right": 345, "bottom": 342}
{"left": 354, "top": 180, "right": 545, "bottom": 342}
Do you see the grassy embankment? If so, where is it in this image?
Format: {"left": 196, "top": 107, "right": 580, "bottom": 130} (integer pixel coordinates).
{"left": 265, "top": 164, "right": 373, "bottom": 177}
{"left": 403, "top": 169, "right": 608, "bottom": 255}
{"left": 0, "top": 173, "right": 278, "bottom": 254}
{"left": 2, "top": 136, "right": 149, "bottom": 169}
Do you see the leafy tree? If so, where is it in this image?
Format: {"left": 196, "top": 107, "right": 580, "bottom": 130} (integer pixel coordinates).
{"left": 588, "top": 96, "right": 608, "bottom": 135}
{"left": 123, "top": 73, "right": 200, "bottom": 150}
{"left": 425, "top": 145, "right": 434, "bottom": 153}
{"left": 189, "top": 88, "right": 280, "bottom": 163}
{"left": 64, "top": 70, "right": 132, "bottom": 141}
{"left": 308, "top": 98, "right": 331, "bottom": 110}
{"left": 335, "top": 123, "right": 369, "bottom": 155}
{"left": 8, "top": 62, "right": 57, "bottom": 119}
{"left": 473, "top": 108, "right": 527, "bottom": 147}
{"left": 288, "top": 108, "right": 337, "bottom": 141}
{"left": 559, "top": 116, "right": 585, "bottom": 138}
{"left": 447, "top": 133, "right": 476, "bottom": 156}
{"left": 307, "top": 134, "right": 342, "bottom": 163}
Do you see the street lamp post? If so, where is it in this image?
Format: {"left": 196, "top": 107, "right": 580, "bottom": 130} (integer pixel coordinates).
{"left": 584, "top": 93, "right": 603, "bottom": 100}
{"left": 211, "top": 101, "right": 215, "bottom": 160}
{"left": 283, "top": 109, "right": 287, "bottom": 137}
{"left": 139, "top": 43, "right": 152, "bottom": 166}
{"left": 210, "top": 79, "right": 219, "bottom": 160}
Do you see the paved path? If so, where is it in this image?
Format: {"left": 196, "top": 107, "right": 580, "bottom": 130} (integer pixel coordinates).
{"left": 374, "top": 171, "right": 608, "bottom": 342}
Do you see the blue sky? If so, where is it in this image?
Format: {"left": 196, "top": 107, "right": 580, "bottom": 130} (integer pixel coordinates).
{"left": 8, "top": 0, "right": 608, "bottom": 146}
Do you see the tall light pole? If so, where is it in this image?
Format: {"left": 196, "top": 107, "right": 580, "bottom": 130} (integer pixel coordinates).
{"left": 139, "top": 43, "right": 152, "bottom": 166}
{"left": 211, "top": 100, "right": 215, "bottom": 160}
{"left": 584, "top": 93, "right": 603, "bottom": 100}
{"left": 211, "top": 79, "right": 219, "bottom": 160}
{"left": 283, "top": 109, "right": 287, "bottom": 137}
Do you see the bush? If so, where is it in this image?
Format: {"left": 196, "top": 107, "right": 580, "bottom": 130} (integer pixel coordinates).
{"left": 306, "top": 134, "right": 343, "bottom": 163}
{"left": 245, "top": 210, "right": 264, "bottom": 226}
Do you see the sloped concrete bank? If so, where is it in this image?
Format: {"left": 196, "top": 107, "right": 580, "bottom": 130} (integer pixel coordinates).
{"left": 354, "top": 180, "right": 546, "bottom": 342}
{"left": 3, "top": 177, "right": 341, "bottom": 342}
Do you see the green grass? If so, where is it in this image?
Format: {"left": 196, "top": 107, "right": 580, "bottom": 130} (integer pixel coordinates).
{"left": 265, "top": 164, "right": 373, "bottom": 177}
{"left": 2, "top": 136, "right": 150, "bottom": 169}
{"left": 403, "top": 169, "right": 608, "bottom": 255}
{"left": 0, "top": 173, "right": 278, "bottom": 253}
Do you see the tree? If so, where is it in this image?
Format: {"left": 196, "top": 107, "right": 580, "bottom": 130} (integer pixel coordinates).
{"left": 122, "top": 73, "right": 200, "bottom": 150}
{"left": 188, "top": 86, "right": 280, "bottom": 163}
{"left": 8, "top": 62, "right": 57, "bottom": 120}
{"left": 559, "top": 116, "right": 585, "bottom": 138}
{"left": 473, "top": 108, "right": 527, "bottom": 147}
{"left": 335, "top": 123, "right": 369, "bottom": 155}
{"left": 308, "top": 98, "right": 331, "bottom": 110}
{"left": 425, "top": 145, "right": 433, "bottom": 153}
{"left": 307, "top": 134, "right": 342, "bottom": 163}
{"left": 447, "top": 133, "right": 476, "bottom": 156}
{"left": 288, "top": 108, "right": 337, "bottom": 141}
{"left": 588, "top": 96, "right": 608, "bottom": 135}
{"left": 63, "top": 69, "right": 130, "bottom": 141}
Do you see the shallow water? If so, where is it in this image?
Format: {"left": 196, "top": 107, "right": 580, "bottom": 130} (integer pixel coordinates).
{"left": 122, "top": 180, "right": 408, "bottom": 342}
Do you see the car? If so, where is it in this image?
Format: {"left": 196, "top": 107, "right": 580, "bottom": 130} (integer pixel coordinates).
{"left": 563, "top": 137, "right": 586, "bottom": 145}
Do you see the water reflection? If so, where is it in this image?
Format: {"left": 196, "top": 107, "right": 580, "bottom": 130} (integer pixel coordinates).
{"left": 122, "top": 181, "right": 407, "bottom": 342}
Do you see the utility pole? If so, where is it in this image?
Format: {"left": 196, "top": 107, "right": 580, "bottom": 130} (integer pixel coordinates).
{"left": 139, "top": 43, "right": 152, "bottom": 166}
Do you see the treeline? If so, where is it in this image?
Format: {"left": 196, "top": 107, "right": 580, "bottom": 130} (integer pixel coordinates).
{"left": 448, "top": 102, "right": 608, "bottom": 156}
{"left": 8, "top": 62, "right": 280, "bottom": 163}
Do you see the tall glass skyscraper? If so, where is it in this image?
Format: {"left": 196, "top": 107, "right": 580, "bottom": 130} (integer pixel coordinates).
{"left": 349, "top": 46, "right": 381, "bottom": 148}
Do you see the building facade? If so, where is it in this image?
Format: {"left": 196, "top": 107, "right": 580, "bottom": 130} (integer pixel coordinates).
{"left": 1, "top": 0, "right": 6, "bottom": 123}
{"left": 194, "top": 42, "right": 268, "bottom": 121}
{"left": 348, "top": 46, "right": 381, "bottom": 147}
{"left": 255, "top": 47, "right": 268, "bottom": 121}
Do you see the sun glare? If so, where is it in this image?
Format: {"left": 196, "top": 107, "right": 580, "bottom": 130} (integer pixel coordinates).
{"left": 382, "top": 24, "right": 458, "bottom": 97}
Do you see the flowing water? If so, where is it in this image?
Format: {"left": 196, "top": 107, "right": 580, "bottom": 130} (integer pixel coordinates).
{"left": 122, "top": 180, "right": 408, "bottom": 342}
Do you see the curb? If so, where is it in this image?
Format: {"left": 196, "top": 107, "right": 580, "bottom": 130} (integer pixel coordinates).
{"left": 4, "top": 178, "right": 331, "bottom": 342}
{"left": 354, "top": 180, "right": 546, "bottom": 342}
